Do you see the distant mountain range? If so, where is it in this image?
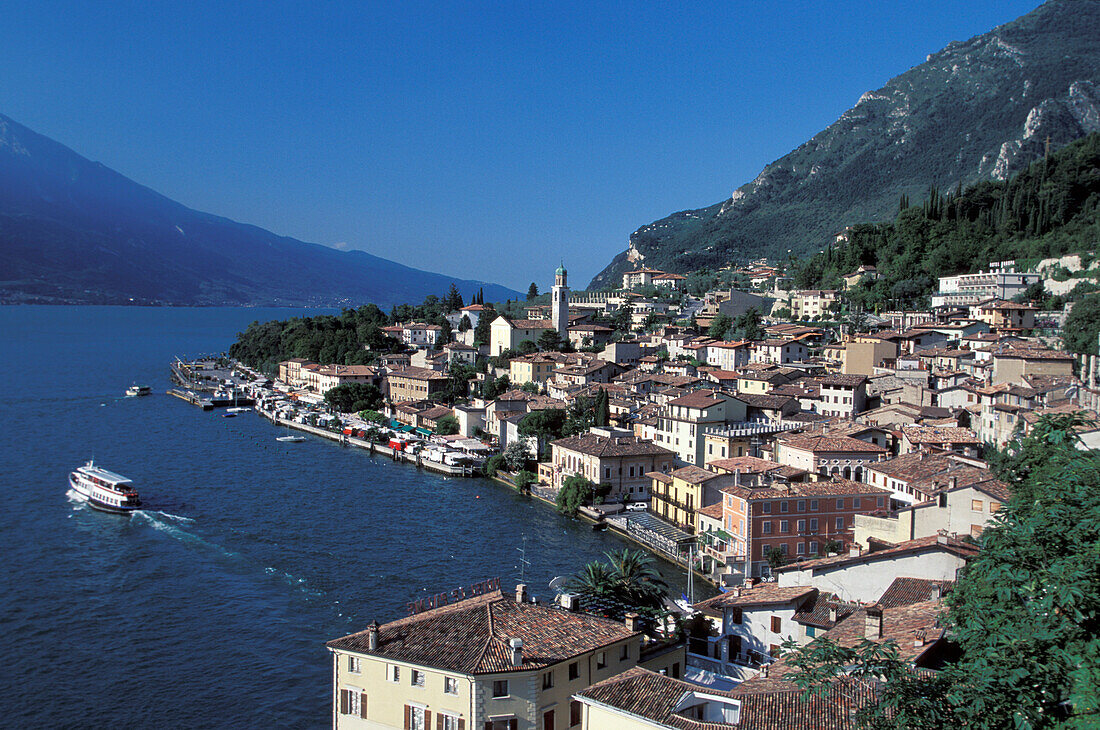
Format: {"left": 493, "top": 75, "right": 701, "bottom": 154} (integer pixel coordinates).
{"left": 0, "top": 114, "right": 520, "bottom": 307}
{"left": 589, "top": 0, "right": 1100, "bottom": 289}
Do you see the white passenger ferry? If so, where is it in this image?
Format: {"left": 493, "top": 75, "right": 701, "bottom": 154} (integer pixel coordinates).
{"left": 125, "top": 385, "right": 152, "bottom": 397}
{"left": 68, "top": 461, "right": 142, "bottom": 514}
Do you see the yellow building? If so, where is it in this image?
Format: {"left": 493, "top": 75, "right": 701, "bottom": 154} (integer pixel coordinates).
{"left": 509, "top": 353, "right": 561, "bottom": 386}
{"left": 327, "top": 585, "right": 684, "bottom": 730}
{"left": 648, "top": 466, "right": 737, "bottom": 534}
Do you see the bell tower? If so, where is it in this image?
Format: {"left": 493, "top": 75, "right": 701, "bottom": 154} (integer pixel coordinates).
{"left": 552, "top": 261, "right": 569, "bottom": 336}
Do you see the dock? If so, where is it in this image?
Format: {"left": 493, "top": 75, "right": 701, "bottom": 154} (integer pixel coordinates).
{"left": 258, "top": 409, "right": 479, "bottom": 477}
{"left": 167, "top": 388, "right": 254, "bottom": 410}
{"left": 168, "top": 389, "right": 214, "bottom": 410}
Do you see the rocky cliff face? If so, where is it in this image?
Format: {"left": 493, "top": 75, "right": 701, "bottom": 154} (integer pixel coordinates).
{"left": 589, "top": 0, "right": 1100, "bottom": 289}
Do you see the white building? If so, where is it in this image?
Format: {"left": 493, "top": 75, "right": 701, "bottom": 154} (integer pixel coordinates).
{"left": 931, "top": 261, "right": 1040, "bottom": 307}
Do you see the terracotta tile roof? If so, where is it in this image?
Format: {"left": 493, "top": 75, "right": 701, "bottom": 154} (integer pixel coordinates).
{"left": 819, "top": 374, "right": 868, "bottom": 388}
{"left": 693, "top": 585, "right": 816, "bottom": 615}
{"left": 388, "top": 366, "right": 449, "bottom": 381}
{"left": 671, "top": 465, "right": 725, "bottom": 484}
{"left": 791, "top": 594, "right": 860, "bottom": 629}
{"left": 551, "top": 433, "right": 675, "bottom": 458}
{"left": 697, "top": 501, "right": 725, "bottom": 520}
{"left": 900, "top": 425, "right": 979, "bottom": 444}
{"left": 722, "top": 478, "right": 889, "bottom": 501}
{"left": 328, "top": 590, "right": 637, "bottom": 674}
{"left": 577, "top": 666, "right": 743, "bottom": 730}
{"left": 735, "top": 600, "right": 945, "bottom": 696}
{"left": 780, "top": 434, "right": 887, "bottom": 454}
{"left": 707, "top": 456, "right": 788, "bottom": 475}
{"left": 876, "top": 577, "right": 953, "bottom": 609}
{"left": 775, "top": 534, "right": 979, "bottom": 573}
{"left": 667, "top": 389, "right": 728, "bottom": 408}
{"left": 739, "top": 393, "right": 797, "bottom": 410}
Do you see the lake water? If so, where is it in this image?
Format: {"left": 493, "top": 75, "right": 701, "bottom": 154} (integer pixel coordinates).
{"left": 0, "top": 306, "right": 691, "bottom": 728}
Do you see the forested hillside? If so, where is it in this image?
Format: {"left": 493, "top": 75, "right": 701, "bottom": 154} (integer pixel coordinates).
{"left": 792, "top": 132, "right": 1100, "bottom": 309}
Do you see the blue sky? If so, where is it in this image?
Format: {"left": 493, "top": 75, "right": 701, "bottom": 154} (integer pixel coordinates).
{"left": 0, "top": 1, "right": 1042, "bottom": 291}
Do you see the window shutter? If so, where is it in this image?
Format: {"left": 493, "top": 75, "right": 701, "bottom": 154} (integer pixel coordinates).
{"left": 437, "top": 714, "right": 444, "bottom": 730}
{"left": 425, "top": 711, "right": 432, "bottom": 729}
{"left": 458, "top": 720, "right": 465, "bottom": 730}
{"left": 509, "top": 721, "right": 518, "bottom": 730}
{"left": 405, "top": 705, "right": 412, "bottom": 730}
{"left": 340, "top": 689, "right": 349, "bottom": 715}
{"left": 360, "top": 693, "right": 368, "bottom": 719}
{"left": 484, "top": 723, "right": 493, "bottom": 730}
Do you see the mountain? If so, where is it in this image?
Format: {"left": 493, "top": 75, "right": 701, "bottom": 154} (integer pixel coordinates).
{"left": 0, "top": 114, "right": 521, "bottom": 307}
{"left": 589, "top": 0, "right": 1100, "bottom": 289}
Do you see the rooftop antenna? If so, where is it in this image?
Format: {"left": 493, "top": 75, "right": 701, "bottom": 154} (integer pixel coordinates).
{"left": 516, "top": 535, "right": 531, "bottom": 585}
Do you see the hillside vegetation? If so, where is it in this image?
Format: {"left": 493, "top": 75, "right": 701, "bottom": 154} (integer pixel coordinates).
{"left": 792, "top": 132, "right": 1100, "bottom": 309}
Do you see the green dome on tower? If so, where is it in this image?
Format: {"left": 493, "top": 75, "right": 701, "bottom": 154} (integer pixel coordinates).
{"left": 555, "top": 261, "right": 567, "bottom": 276}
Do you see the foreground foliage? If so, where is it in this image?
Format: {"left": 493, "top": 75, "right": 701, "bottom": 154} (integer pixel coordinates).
{"left": 787, "top": 414, "right": 1100, "bottom": 729}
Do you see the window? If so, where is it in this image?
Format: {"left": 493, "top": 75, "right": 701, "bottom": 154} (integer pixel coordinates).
{"left": 568, "top": 662, "right": 580, "bottom": 680}
{"left": 761, "top": 501, "right": 772, "bottom": 514}
{"left": 806, "top": 626, "right": 817, "bottom": 638}
{"left": 620, "top": 644, "right": 630, "bottom": 661}
{"left": 835, "top": 516, "right": 844, "bottom": 531}
{"left": 809, "top": 518, "right": 818, "bottom": 532}
{"left": 810, "top": 499, "right": 819, "bottom": 511}
{"left": 387, "top": 664, "right": 400, "bottom": 683}
{"left": 411, "top": 669, "right": 425, "bottom": 687}
{"left": 444, "top": 677, "right": 458, "bottom": 695}
{"left": 796, "top": 500, "right": 806, "bottom": 512}
{"left": 780, "top": 520, "right": 789, "bottom": 533}
{"left": 492, "top": 679, "right": 509, "bottom": 698}
{"left": 990, "top": 501, "right": 1002, "bottom": 512}
{"left": 779, "top": 543, "right": 789, "bottom": 555}
{"left": 596, "top": 651, "right": 607, "bottom": 669}
{"left": 853, "top": 497, "right": 861, "bottom": 509}
{"left": 877, "top": 497, "right": 884, "bottom": 508}
{"left": 779, "top": 501, "right": 789, "bottom": 513}
{"left": 797, "top": 542, "right": 806, "bottom": 555}
{"left": 938, "top": 492, "right": 948, "bottom": 508}
{"left": 971, "top": 499, "right": 983, "bottom": 511}
{"left": 542, "top": 709, "right": 555, "bottom": 730}
{"left": 442, "top": 714, "right": 461, "bottom": 730}
{"left": 762, "top": 520, "right": 772, "bottom": 534}
{"left": 347, "top": 655, "right": 361, "bottom": 674}
{"left": 809, "top": 541, "right": 819, "bottom": 554}
{"left": 771, "top": 616, "right": 782, "bottom": 633}
{"left": 570, "top": 700, "right": 583, "bottom": 727}
{"left": 339, "top": 688, "right": 366, "bottom": 718}
{"left": 797, "top": 519, "right": 806, "bottom": 533}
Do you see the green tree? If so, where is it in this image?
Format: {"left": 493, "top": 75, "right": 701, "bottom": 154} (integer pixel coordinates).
{"left": 501, "top": 441, "right": 530, "bottom": 471}
{"left": 594, "top": 388, "right": 610, "bottom": 427}
{"left": 538, "top": 329, "right": 563, "bottom": 352}
{"left": 458, "top": 314, "right": 472, "bottom": 333}
{"left": 513, "top": 470, "right": 537, "bottom": 493}
{"left": 324, "top": 382, "right": 383, "bottom": 412}
{"left": 527, "top": 282, "right": 539, "bottom": 300}
{"left": 473, "top": 304, "right": 497, "bottom": 347}
{"left": 358, "top": 409, "right": 387, "bottom": 424}
{"left": 765, "top": 546, "right": 786, "bottom": 570}
{"left": 556, "top": 474, "right": 594, "bottom": 517}
{"left": 518, "top": 339, "right": 539, "bottom": 355}
{"left": 1064, "top": 293, "right": 1100, "bottom": 355}
{"left": 786, "top": 413, "right": 1100, "bottom": 729}
{"left": 611, "top": 305, "right": 633, "bottom": 334}
{"left": 434, "top": 414, "right": 459, "bottom": 435}
{"left": 708, "top": 313, "right": 733, "bottom": 340}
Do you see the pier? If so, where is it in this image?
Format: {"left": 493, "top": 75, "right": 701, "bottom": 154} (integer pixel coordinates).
{"left": 257, "top": 408, "right": 478, "bottom": 477}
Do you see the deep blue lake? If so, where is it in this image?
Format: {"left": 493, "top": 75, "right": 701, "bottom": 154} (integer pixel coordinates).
{"left": 0, "top": 306, "right": 689, "bottom": 728}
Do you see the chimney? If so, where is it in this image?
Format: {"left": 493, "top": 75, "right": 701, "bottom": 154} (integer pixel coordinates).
{"left": 849, "top": 544, "right": 862, "bottom": 558}
{"left": 828, "top": 605, "right": 837, "bottom": 624}
{"left": 516, "top": 583, "right": 528, "bottom": 603}
{"left": 864, "top": 607, "right": 884, "bottom": 639}
{"left": 508, "top": 638, "right": 523, "bottom": 667}
{"left": 948, "top": 476, "right": 958, "bottom": 490}
{"left": 732, "top": 587, "right": 742, "bottom": 598}
{"left": 761, "top": 664, "right": 770, "bottom": 678}
{"left": 937, "top": 531, "right": 950, "bottom": 545}
{"left": 929, "top": 583, "right": 943, "bottom": 602}
{"left": 624, "top": 612, "right": 642, "bottom": 632}
{"left": 735, "top": 468, "right": 742, "bottom": 485}
{"left": 367, "top": 620, "right": 380, "bottom": 651}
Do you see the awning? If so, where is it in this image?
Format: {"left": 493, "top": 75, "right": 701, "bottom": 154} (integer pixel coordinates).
{"left": 715, "top": 530, "right": 733, "bottom": 542}
{"left": 415, "top": 427, "right": 432, "bottom": 436}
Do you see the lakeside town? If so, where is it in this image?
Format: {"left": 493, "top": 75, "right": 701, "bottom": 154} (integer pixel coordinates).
{"left": 190, "top": 252, "right": 1100, "bottom": 730}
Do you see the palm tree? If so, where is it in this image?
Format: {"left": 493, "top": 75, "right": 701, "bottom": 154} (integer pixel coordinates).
{"left": 604, "top": 549, "right": 668, "bottom": 609}
{"left": 565, "top": 561, "right": 616, "bottom": 597}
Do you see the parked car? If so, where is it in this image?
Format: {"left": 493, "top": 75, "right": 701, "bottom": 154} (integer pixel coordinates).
{"left": 625, "top": 502, "right": 648, "bottom": 512}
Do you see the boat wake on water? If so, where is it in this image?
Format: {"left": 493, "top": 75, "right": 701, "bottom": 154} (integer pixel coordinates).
{"left": 129, "top": 510, "right": 325, "bottom": 600}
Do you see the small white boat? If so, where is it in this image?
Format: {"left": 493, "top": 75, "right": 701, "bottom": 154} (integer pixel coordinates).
{"left": 125, "top": 385, "right": 152, "bottom": 397}
{"left": 277, "top": 435, "right": 307, "bottom": 443}
{"left": 225, "top": 406, "right": 251, "bottom": 413}
{"left": 68, "top": 460, "right": 142, "bottom": 514}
